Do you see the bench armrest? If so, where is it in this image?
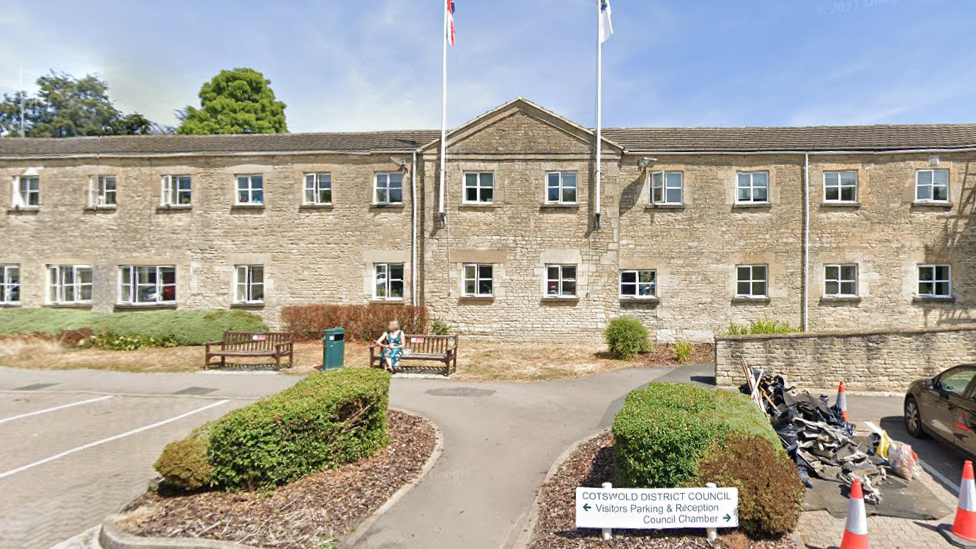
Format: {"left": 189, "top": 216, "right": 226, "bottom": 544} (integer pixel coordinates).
{"left": 275, "top": 342, "right": 294, "bottom": 353}
{"left": 204, "top": 341, "right": 223, "bottom": 352}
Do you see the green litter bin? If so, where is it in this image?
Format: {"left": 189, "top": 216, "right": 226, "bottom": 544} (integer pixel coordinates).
{"left": 322, "top": 328, "right": 345, "bottom": 370}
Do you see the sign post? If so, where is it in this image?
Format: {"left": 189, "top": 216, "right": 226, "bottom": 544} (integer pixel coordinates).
{"left": 576, "top": 486, "right": 738, "bottom": 532}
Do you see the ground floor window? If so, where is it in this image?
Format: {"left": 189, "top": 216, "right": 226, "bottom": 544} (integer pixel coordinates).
{"left": 918, "top": 264, "right": 951, "bottom": 298}
{"left": 118, "top": 265, "right": 176, "bottom": 305}
{"left": 374, "top": 263, "right": 405, "bottom": 300}
{"left": 824, "top": 264, "right": 857, "bottom": 297}
{"left": 234, "top": 265, "right": 265, "bottom": 304}
{"left": 546, "top": 265, "right": 577, "bottom": 297}
{"left": 736, "top": 265, "right": 768, "bottom": 298}
{"left": 463, "top": 264, "right": 493, "bottom": 296}
{"left": 620, "top": 270, "right": 656, "bottom": 298}
{"left": 0, "top": 265, "right": 20, "bottom": 304}
{"left": 48, "top": 265, "right": 93, "bottom": 304}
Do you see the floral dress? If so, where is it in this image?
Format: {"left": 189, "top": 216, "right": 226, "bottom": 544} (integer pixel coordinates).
{"left": 382, "top": 330, "right": 403, "bottom": 371}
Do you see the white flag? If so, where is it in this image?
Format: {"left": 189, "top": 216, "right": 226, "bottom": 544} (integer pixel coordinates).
{"left": 599, "top": 0, "right": 613, "bottom": 43}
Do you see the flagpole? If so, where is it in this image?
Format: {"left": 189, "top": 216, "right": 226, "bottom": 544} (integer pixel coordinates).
{"left": 438, "top": 0, "right": 448, "bottom": 225}
{"left": 594, "top": 0, "right": 603, "bottom": 229}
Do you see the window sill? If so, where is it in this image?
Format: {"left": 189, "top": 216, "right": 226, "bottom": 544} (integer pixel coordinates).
{"left": 299, "top": 204, "right": 334, "bottom": 210}
{"left": 0, "top": 303, "right": 22, "bottom": 308}
{"left": 540, "top": 203, "right": 579, "bottom": 210}
{"left": 620, "top": 296, "right": 659, "bottom": 304}
{"left": 371, "top": 203, "right": 405, "bottom": 210}
{"left": 84, "top": 206, "right": 117, "bottom": 213}
{"left": 231, "top": 204, "right": 265, "bottom": 210}
{"left": 821, "top": 201, "right": 860, "bottom": 208}
{"left": 156, "top": 205, "right": 192, "bottom": 213}
{"left": 733, "top": 202, "right": 771, "bottom": 210}
{"left": 542, "top": 296, "right": 579, "bottom": 303}
{"left": 370, "top": 299, "right": 406, "bottom": 304}
{"left": 459, "top": 295, "right": 495, "bottom": 302}
{"left": 459, "top": 203, "right": 496, "bottom": 209}
{"left": 911, "top": 201, "right": 952, "bottom": 210}
{"left": 231, "top": 302, "right": 265, "bottom": 309}
{"left": 7, "top": 206, "right": 40, "bottom": 214}
{"left": 820, "top": 296, "right": 861, "bottom": 304}
{"left": 732, "top": 296, "right": 771, "bottom": 304}
{"left": 914, "top": 296, "right": 955, "bottom": 303}
{"left": 645, "top": 203, "right": 686, "bottom": 210}
{"left": 44, "top": 303, "right": 93, "bottom": 309}
{"left": 114, "top": 303, "right": 178, "bottom": 311}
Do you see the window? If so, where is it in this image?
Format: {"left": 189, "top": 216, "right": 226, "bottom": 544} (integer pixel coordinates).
{"left": 303, "top": 173, "right": 332, "bottom": 205}
{"left": 824, "top": 264, "right": 857, "bottom": 297}
{"left": 12, "top": 176, "right": 39, "bottom": 208}
{"left": 546, "top": 265, "right": 577, "bottom": 297}
{"left": 936, "top": 367, "right": 976, "bottom": 398}
{"left": 89, "top": 176, "right": 117, "bottom": 208}
{"left": 546, "top": 172, "right": 578, "bottom": 204}
{"left": 0, "top": 265, "right": 20, "bottom": 304}
{"left": 462, "top": 264, "right": 493, "bottom": 297}
{"left": 463, "top": 172, "right": 494, "bottom": 204}
{"left": 916, "top": 169, "right": 949, "bottom": 202}
{"left": 620, "top": 270, "right": 656, "bottom": 298}
{"left": 374, "top": 173, "right": 403, "bottom": 205}
{"left": 736, "top": 265, "right": 768, "bottom": 298}
{"left": 918, "top": 264, "right": 951, "bottom": 298}
{"left": 373, "top": 263, "right": 405, "bottom": 300}
{"left": 736, "top": 172, "right": 769, "bottom": 204}
{"left": 824, "top": 171, "right": 857, "bottom": 203}
{"left": 650, "top": 172, "right": 683, "bottom": 205}
{"left": 48, "top": 265, "right": 93, "bottom": 305}
{"left": 236, "top": 175, "right": 264, "bottom": 205}
{"left": 161, "top": 175, "right": 192, "bottom": 207}
{"left": 234, "top": 265, "right": 264, "bottom": 304}
{"left": 118, "top": 265, "right": 176, "bottom": 305}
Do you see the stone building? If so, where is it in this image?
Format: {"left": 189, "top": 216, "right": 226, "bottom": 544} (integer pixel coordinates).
{"left": 2, "top": 98, "right": 975, "bottom": 342}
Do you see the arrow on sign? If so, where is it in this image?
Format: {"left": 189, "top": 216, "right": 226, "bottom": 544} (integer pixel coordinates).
{"left": 583, "top": 503, "right": 592, "bottom": 512}
{"left": 723, "top": 514, "right": 732, "bottom": 522}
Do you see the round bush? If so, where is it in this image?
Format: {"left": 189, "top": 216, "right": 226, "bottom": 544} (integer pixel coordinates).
{"left": 604, "top": 316, "right": 650, "bottom": 359}
{"left": 154, "top": 436, "right": 213, "bottom": 491}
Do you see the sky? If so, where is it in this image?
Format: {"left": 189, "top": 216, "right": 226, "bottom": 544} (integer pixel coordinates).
{"left": 1, "top": 0, "right": 974, "bottom": 133}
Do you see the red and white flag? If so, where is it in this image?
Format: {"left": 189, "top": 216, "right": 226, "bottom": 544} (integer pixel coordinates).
{"left": 446, "top": 0, "right": 456, "bottom": 45}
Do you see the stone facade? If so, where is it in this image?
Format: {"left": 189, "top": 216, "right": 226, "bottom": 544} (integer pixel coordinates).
{"left": 714, "top": 325, "right": 976, "bottom": 391}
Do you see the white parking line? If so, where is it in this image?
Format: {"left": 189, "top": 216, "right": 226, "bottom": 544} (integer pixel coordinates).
{"left": 0, "top": 395, "right": 114, "bottom": 426}
{"left": 920, "top": 460, "right": 960, "bottom": 495}
{"left": 0, "top": 399, "right": 229, "bottom": 481}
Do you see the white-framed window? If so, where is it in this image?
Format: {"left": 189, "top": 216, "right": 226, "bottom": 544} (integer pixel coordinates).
{"left": 0, "top": 264, "right": 20, "bottom": 304}
{"left": 374, "top": 173, "right": 403, "bottom": 205}
{"left": 118, "top": 265, "right": 176, "bottom": 305}
{"left": 918, "top": 264, "right": 951, "bottom": 298}
{"left": 463, "top": 172, "right": 494, "bottom": 204}
{"left": 161, "top": 175, "right": 192, "bottom": 207}
{"left": 650, "top": 172, "right": 683, "bottom": 205}
{"left": 48, "top": 265, "right": 93, "bottom": 305}
{"left": 12, "top": 176, "right": 39, "bottom": 208}
{"left": 303, "top": 173, "right": 332, "bottom": 205}
{"left": 620, "top": 270, "right": 657, "bottom": 298}
{"left": 823, "top": 171, "right": 857, "bottom": 203}
{"left": 736, "top": 172, "right": 769, "bottom": 204}
{"left": 89, "top": 175, "right": 117, "bottom": 208}
{"left": 235, "top": 175, "right": 264, "bottom": 205}
{"left": 736, "top": 265, "right": 768, "bottom": 298}
{"left": 546, "top": 172, "right": 578, "bottom": 204}
{"left": 462, "top": 264, "right": 493, "bottom": 297}
{"left": 234, "top": 265, "right": 264, "bottom": 304}
{"left": 545, "top": 265, "right": 577, "bottom": 297}
{"left": 915, "top": 169, "right": 949, "bottom": 203}
{"left": 373, "top": 263, "right": 405, "bottom": 300}
{"left": 824, "top": 264, "right": 857, "bottom": 297}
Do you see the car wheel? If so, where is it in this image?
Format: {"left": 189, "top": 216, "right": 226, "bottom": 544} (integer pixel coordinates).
{"left": 905, "top": 396, "right": 927, "bottom": 438}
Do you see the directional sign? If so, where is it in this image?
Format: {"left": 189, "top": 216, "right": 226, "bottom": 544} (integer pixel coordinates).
{"left": 575, "top": 487, "right": 738, "bottom": 529}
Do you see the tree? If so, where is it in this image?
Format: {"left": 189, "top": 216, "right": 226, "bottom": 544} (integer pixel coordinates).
{"left": 177, "top": 68, "right": 288, "bottom": 135}
{"left": 0, "top": 72, "right": 158, "bottom": 137}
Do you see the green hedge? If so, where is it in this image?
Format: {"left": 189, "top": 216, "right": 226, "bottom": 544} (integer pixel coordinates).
{"left": 207, "top": 368, "right": 391, "bottom": 490}
{"left": 603, "top": 316, "right": 651, "bottom": 359}
{"left": 0, "top": 309, "right": 266, "bottom": 346}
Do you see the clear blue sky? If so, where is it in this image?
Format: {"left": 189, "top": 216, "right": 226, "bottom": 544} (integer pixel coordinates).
{"left": 1, "top": 0, "right": 972, "bottom": 132}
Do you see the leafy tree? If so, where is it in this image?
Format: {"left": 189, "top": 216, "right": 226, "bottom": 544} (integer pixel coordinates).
{"left": 177, "top": 68, "right": 288, "bottom": 135}
{"left": 0, "top": 72, "right": 158, "bottom": 137}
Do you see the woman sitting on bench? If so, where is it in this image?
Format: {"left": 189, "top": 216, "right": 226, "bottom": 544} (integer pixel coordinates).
{"left": 375, "top": 320, "right": 404, "bottom": 373}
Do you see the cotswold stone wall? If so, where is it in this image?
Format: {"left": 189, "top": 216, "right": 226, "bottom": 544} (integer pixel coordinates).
{"left": 714, "top": 325, "right": 976, "bottom": 392}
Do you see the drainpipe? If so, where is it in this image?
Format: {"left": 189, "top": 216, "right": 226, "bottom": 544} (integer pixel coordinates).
{"left": 803, "top": 153, "right": 810, "bottom": 332}
{"left": 411, "top": 149, "right": 418, "bottom": 306}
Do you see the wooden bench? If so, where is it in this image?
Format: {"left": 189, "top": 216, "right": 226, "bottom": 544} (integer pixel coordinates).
{"left": 370, "top": 334, "right": 458, "bottom": 374}
{"left": 205, "top": 331, "right": 295, "bottom": 370}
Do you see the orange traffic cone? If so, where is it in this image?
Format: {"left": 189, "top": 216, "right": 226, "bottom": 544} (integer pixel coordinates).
{"left": 941, "top": 460, "right": 976, "bottom": 547}
{"left": 836, "top": 380, "right": 849, "bottom": 422}
{"left": 840, "top": 478, "right": 869, "bottom": 549}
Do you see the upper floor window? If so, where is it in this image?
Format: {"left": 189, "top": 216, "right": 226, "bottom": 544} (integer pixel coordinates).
{"left": 374, "top": 173, "right": 403, "bottom": 205}
{"left": 916, "top": 169, "right": 949, "bottom": 203}
{"left": 824, "top": 264, "right": 857, "bottom": 297}
{"left": 118, "top": 265, "right": 176, "bottom": 305}
{"left": 464, "top": 172, "right": 494, "bottom": 204}
{"left": 48, "top": 265, "right": 93, "bottom": 305}
{"left": 304, "top": 173, "right": 332, "bottom": 205}
{"left": 373, "top": 263, "right": 404, "bottom": 300}
{"left": 736, "top": 172, "right": 769, "bottom": 204}
{"left": 462, "top": 264, "right": 494, "bottom": 297}
{"left": 0, "top": 265, "right": 20, "bottom": 305}
{"left": 918, "top": 264, "right": 951, "bottom": 298}
{"left": 236, "top": 175, "right": 264, "bottom": 206}
{"left": 736, "top": 265, "right": 768, "bottom": 298}
{"left": 823, "top": 171, "right": 857, "bottom": 203}
{"left": 650, "top": 172, "right": 683, "bottom": 205}
{"left": 161, "top": 175, "right": 192, "bottom": 207}
{"left": 234, "top": 265, "right": 265, "bottom": 304}
{"left": 546, "top": 265, "right": 577, "bottom": 298}
{"left": 12, "top": 176, "right": 39, "bottom": 208}
{"left": 89, "top": 176, "right": 117, "bottom": 208}
{"left": 620, "top": 270, "right": 656, "bottom": 299}
{"left": 546, "top": 172, "right": 578, "bottom": 204}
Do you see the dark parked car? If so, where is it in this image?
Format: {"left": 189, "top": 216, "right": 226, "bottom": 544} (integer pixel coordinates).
{"left": 905, "top": 364, "right": 976, "bottom": 457}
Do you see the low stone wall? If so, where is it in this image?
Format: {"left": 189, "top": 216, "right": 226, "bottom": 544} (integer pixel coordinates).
{"left": 714, "top": 324, "right": 976, "bottom": 392}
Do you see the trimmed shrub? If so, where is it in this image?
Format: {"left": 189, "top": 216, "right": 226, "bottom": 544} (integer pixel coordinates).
{"left": 89, "top": 332, "right": 180, "bottom": 351}
{"left": 431, "top": 318, "right": 451, "bottom": 336}
{"left": 208, "top": 368, "right": 390, "bottom": 490}
{"left": 281, "top": 304, "right": 429, "bottom": 341}
{"left": 692, "top": 433, "right": 804, "bottom": 537}
{"left": 155, "top": 428, "right": 214, "bottom": 491}
{"left": 604, "top": 316, "right": 651, "bottom": 359}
